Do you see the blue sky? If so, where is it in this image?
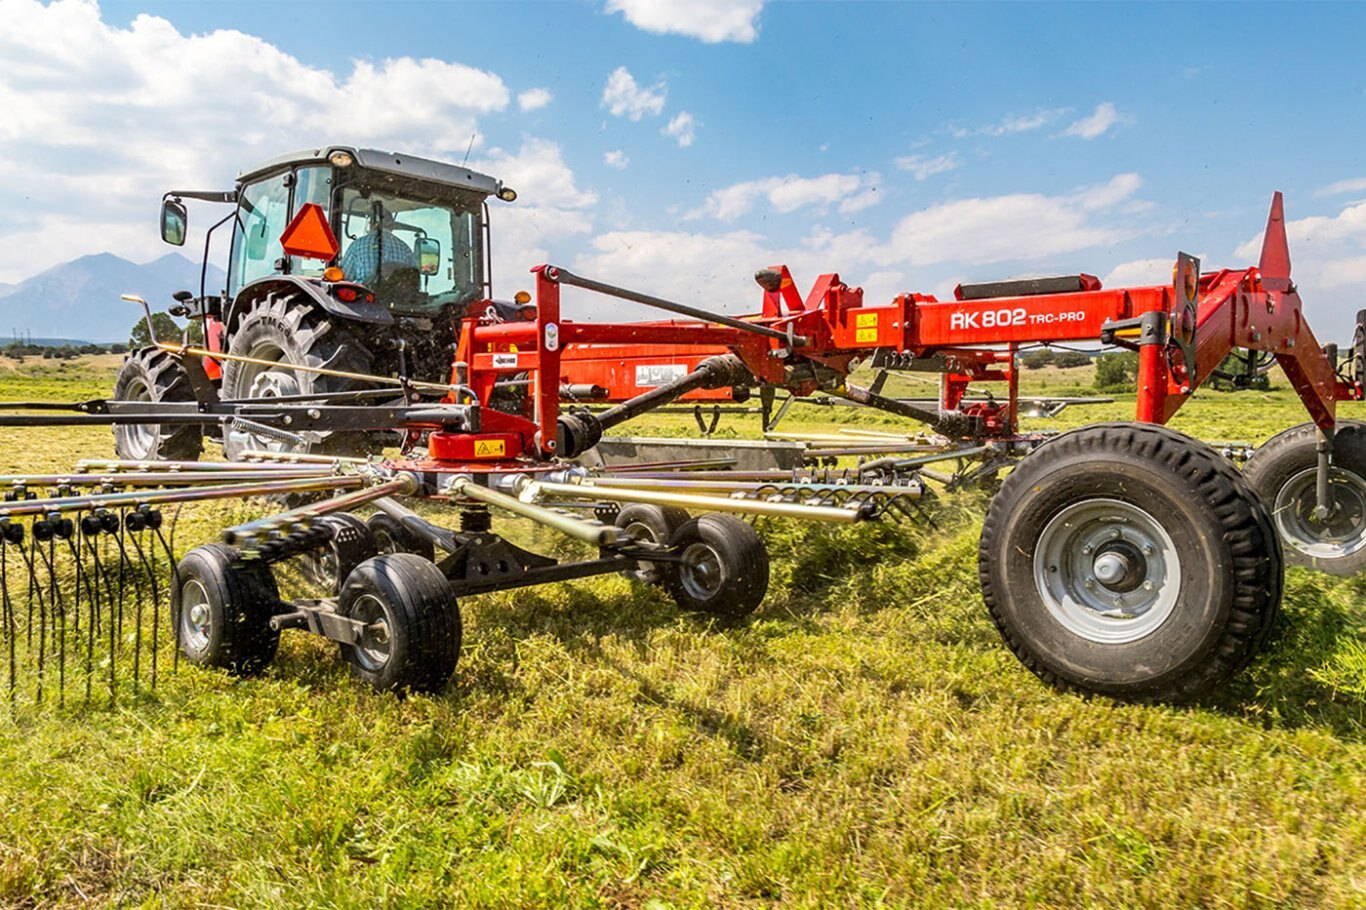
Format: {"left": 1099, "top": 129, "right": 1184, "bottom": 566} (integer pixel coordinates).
{"left": 5, "top": 0, "right": 1366, "bottom": 337}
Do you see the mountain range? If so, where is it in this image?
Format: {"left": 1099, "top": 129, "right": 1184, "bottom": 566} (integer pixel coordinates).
{"left": 0, "top": 253, "right": 226, "bottom": 344}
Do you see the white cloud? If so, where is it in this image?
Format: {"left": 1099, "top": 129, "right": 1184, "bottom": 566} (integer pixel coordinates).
{"left": 1101, "top": 258, "right": 1171, "bottom": 288}
{"left": 517, "top": 88, "right": 553, "bottom": 111}
{"left": 952, "top": 109, "right": 1067, "bottom": 139}
{"left": 604, "top": 149, "right": 630, "bottom": 169}
{"left": 601, "top": 66, "right": 666, "bottom": 120}
{"left": 662, "top": 111, "right": 696, "bottom": 147}
{"left": 1062, "top": 102, "right": 1128, "bottom": 140}
{"left": 894, "top": 152, "right": 959, "bottom": 181}
{"left": 605, "top": 0, "right": 764, "bottom": 43}
{"left": 1315, "top": 177, "right": 1366, "bottom": 198}
{"left": 883, "top": 173, "right": 1146, "bottom": 267}
{"left": 689, "top": 171, "right": 881, "bottom": 221}
{"left": 0, "top": 0, "right": 515, "bottom": 282}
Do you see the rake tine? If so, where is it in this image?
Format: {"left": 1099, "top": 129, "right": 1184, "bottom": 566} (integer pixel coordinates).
{"left": 125, "top": 511, "right": 159, "bottom": 693}
{"left": 35, "top": 524, "right": 66, "bottom": 708}
{"left": 153, "top": 520, "right": 180, "bottom": 672}
{"left": 1, "top": 532, "right": 13, "bottom": 707}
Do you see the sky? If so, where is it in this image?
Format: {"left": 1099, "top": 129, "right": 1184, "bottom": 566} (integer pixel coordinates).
{"left": 3, "top": 0, "right": 1366, "bottom": 337}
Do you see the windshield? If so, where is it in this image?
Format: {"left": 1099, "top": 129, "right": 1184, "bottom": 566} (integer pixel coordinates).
{"left": 337, "top": 184, "right": 483, "bottom": 315}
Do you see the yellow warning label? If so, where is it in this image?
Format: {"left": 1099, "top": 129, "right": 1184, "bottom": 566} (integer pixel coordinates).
{"left": 856, "top": 328, "right": 878, "bottom": 343}
{"left": 855, "top": 312, "right": 879, "bottom": 327}
{"left": 474, "top": 439, "right": 506, "bottom": 458}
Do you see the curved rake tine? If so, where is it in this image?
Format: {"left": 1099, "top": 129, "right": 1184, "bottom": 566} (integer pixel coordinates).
{"left": 153, "top": 518, "right": 182, "bottom": 673}
{"left": 1, "top": 539, "right": 13, "bottom": 707}
{"left": 126, "top": 513, "right": 161, "bottom": 692}
{"left": 36, "top": 530, "right": 65, "bottom": 708}
{"left": 82, "top": 520, "right": 117, "bottom": 707}
{"left": 17, "top": 532, "right": 48, "bottom": 706}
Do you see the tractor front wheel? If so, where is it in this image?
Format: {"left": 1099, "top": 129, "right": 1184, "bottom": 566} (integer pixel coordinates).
{"left": 112, "top": 347, "right": 204, "bottom": 462}
{"left": 979, "top": 422, "right": 1281, "bottom": 701}
{"left": 1243, "top": 420, "right": 1366, "bottom": 576}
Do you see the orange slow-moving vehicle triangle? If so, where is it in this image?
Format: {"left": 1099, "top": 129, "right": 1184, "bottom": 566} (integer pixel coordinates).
{"left": 279, "top": 203, "right": 339, "bottom": 261}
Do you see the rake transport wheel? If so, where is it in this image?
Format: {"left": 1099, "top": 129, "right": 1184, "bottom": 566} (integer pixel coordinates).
{"left": 978, "top": 423, "right": 1281, "bottom": 701}
{"left": 337, "top": 554, "right": 461, "bottom": 693}
{"left": 111, "top": 347, "right": 204, "bottom": 461}
{"left": 299, "top": 513, "right": 377, "bottom": 594}
{"left": 614, "top": 503, "right": 690, "bottom": 585}
{"left": 367, "top": 512, "right": 436, "bottom": 562}
{"left": 172, "top": 543, "right": 281, "bottom": 675}
{"left": 220, "top": 292, "right": 376, "bottom": 460}
{"left": 1243, "top": 420, "right": 1366, "bottom": 576}
{"left": 663, "top": 514, "right": 770, "bottom": 619}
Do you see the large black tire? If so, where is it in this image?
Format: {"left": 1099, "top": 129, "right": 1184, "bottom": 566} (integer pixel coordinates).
{"left": 172, "top": 543, "right": 280, "bottom": 675}
{"left": 367, "top": 512, "right": 436, "bottom": 563}
{"left": 298, "top": 513, "right": 377, "bottom": 594}
{"left": 1243, "top": 420, "right": 1366, "bottom": 576}
{"left": 663, "top": 514, "right": 770, "bottom": 618}
{"left": 337, "top": 554, "right": 461, "bottom": 693}
{"left": 111, "top": 347, "right": 204, "bottom": 461}
{"left": 979, "top": 422, "right": 1281, "bottom": 702}
{"left": 220, "top": 292, "right": 376, "bottom": 460}
{"left": 615, "top": 503, "right": 690, "bottom": 585}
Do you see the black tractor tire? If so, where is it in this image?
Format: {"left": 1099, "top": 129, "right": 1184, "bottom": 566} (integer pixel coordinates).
{"left": 111, "top": 347, "right": 204, "bottom": 462}
{"left": 663, "top": 514, "right": 770, "bottom": 618}
{"left": 220, "top": 292, "right": 376, "bottom": 460}
{"left": 172, "top": 543, "right": 280, "bottom": 675}
{"left": 298, "top": 513, "right": 377, "bottom": 594}
{"left": 337, "top": 554, "right": 461, "bottom": 693}
{"left": 979, "top": 422, "right": 1282, "bottom": 702}
{"left": 367, "top": 512, "right": 436, "bottom": 563}
{"left": 1243, "top": 420, "right": 1366, "bottom": 576}
{"left": 614, "top": 503, "right": 690, "bottom": 585}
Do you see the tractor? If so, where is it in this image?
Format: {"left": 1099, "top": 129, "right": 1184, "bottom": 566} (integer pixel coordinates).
{"left": 112, "top": 145, "right": 520, "bottom": 462}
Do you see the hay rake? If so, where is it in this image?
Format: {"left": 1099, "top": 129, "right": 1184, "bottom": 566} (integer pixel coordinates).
{"left": 2, "top": 191, "right": 1364, "bottom": 703}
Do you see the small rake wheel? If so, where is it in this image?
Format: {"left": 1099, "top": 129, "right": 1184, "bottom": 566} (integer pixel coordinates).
{"left": 979, "top": 423, "right": 1281, "bottom": 702}
{"left": 367, "top": 512, "right": 436, "bottom": 562}
{"left": 299, "top": 513, "right": 376, "bottom": 594}
{"left": 1243, "top": 420, "right": 1366, "bottom": 576}
{"left": 337, "top": 554, "right": 461, "bottom": 693}
{"left": 614, "top": 503, "right": 690, "bottom": 585}
{"left": 173, "top": 543, "right": 281, "bottom": 676}
{"left": 663, "top": 514, "right": 770, "bottom": 619}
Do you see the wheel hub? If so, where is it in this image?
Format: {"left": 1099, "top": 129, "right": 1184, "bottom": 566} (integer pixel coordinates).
{"left": 1274, "top": 467, "right": 1366, "bottom": 559}
{"left": 679, "top": 542, "right": 723, "bottom": 600}
{"left": 1033, "top": 498, "right": 1180, "bottom": 644}
{"left": 180, "top": 579, "right": 212, "bottom": 651}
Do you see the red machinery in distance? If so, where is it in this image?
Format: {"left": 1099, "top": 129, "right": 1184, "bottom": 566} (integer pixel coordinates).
{"left": 440, "top": 192, "right": 1356, "bottom": 470}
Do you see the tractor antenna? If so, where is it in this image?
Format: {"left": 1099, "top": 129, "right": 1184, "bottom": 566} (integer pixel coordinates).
{"left": 462, "top": 133, "right": 476, "bottom": 166}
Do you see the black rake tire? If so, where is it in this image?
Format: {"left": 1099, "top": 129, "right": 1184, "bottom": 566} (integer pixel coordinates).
{"left": 337, "top": 554, "right": 461, "bottom": 693}
{"left": 220, "top": 292, "right": 375, "bottom": 460}
{"left": 298, "top": 513, "right": 377, "bottom": 594}
{"left": 172, "top": 543, "right": 280, "bottom": 675}
{"left": 663, "top": 514, "right": 770, "bottom": 619}
{"left": 112, "top": 347, "right": 204, "bottom": 461}
{"left": 978, "top": 422, "right": 1282, "bottom": 702}
{"left": 614, "top": 503, "right": 690, "bottom": 585}
{"left": 1243, "top": 420, "right": 1366, "bottom": 576}
{"left": 367, "top": 512, "right": 436, "bottom": 563}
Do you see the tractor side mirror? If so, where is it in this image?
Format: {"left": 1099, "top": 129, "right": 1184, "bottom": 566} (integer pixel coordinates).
{"left": 415, "top": 237, "right": 441, "bottom": 276}
{"left": 160, "top": 199, "right": 187, "bottom": 246}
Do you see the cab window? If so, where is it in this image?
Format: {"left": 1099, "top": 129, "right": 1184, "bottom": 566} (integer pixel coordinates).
{"left": 227, "top": 173, "right": 289, "bottom": 298}
{"left": 289, "top": 166, "right": 333, "bottom": 278}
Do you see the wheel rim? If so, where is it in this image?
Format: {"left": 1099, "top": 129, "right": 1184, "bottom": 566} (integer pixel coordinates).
{"left": 179, "top": 578, "right": 213, "bottom": 652}
{"left": 1273, "top": 467, "right": 1366, "bottom": 560}
{"left": 228, "top": 341, "right": 306, "bottom": 454}
{"left": 348, "top": 593, "right": 391, "bottom": 671}
{"left": 123, "top": 375, "right": 157, "bottom": 453}
{"left": 623, "top": 519, "right": 662, "bottom": 581}
{"left": 679, "top": 541, "right": 723, "bottom": 601}
{"left": 301, "top": 546, "right": 340, "bottom": 590}
{"left": 1033, "top": 498, "right": 1180, "bottom": 644}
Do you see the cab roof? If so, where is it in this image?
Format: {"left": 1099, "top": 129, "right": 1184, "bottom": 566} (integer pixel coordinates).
{"left": 236, "top": 145, "right": 504, "bottom": 199}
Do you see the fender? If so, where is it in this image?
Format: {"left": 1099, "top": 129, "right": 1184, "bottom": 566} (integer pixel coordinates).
{"left": 226, "top": 275, "right": 394, "bottom": 334}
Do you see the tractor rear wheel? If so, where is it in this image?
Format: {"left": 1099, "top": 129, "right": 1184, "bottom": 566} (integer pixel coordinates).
{"left": 172, "top": 543, "right": 280, "bottom": 675}
{"left": 220, "top": 292, "right": 376, "bottom": 460}
{"left": 1243, "top": 420, "right": 1366, "bottom": 576}
{"left": 979, "top": 422, "right": 1281, "bottom": 701}
{"left": 615, "top": 503, "right": 690, "bottom": 585}
{"left": 112, "top": 347, "right": 204, "bottom": 462}
{"left": 337, "top": 554, "right": 461, "bottom": 693}
{"left": 663, "top": 514, "right": 770, "bottom": 618}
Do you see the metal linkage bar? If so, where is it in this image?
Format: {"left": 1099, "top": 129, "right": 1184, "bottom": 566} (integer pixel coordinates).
{"left": 223, "top": 476, "right": 417, "bottom": 547}
{"left": 448, "top": 477, "right": 623, "bottom": 546}
{"left": 527, "top": 478, "right": 869, "bottom": 523}
{"left": 0, "top": 475, "right": 364, "bottom": 519}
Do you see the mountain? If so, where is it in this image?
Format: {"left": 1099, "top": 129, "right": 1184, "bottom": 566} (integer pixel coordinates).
{"left": 0, "top": 253, "right": 225, "bottom": 343}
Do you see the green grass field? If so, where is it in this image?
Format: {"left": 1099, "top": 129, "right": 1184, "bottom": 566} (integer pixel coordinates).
{"left": 1, "top": 355, "right": 1365, "bottom": 908}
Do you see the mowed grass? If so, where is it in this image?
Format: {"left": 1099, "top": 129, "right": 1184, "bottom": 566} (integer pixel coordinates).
{"left": 0, "top": 356, "right": 1365, "bottom": 908}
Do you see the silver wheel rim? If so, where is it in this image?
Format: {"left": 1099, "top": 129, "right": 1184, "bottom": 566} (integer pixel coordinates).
{"left": 179, "top": 578, "right": 213, "bottom": 652}
{"left": 623, "top": 519, "right": 662, "bottom": 581}
{"left": 1273, "top": 467, "right": 1366, "bottom": 560}
{"left": 348, "top": 593, "right": 391, "bottom": 671}
{"left": 1033, "top": 498, "right": 1180, "bottom": 644}
{"left": 228, "top": 342, "right": 305, "bottom": 454}
{"left": 123, "top": 375, "right": 157, "bottom": 453}
{"left": 679, "top": 541, "right": 723, "bottom": 601}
